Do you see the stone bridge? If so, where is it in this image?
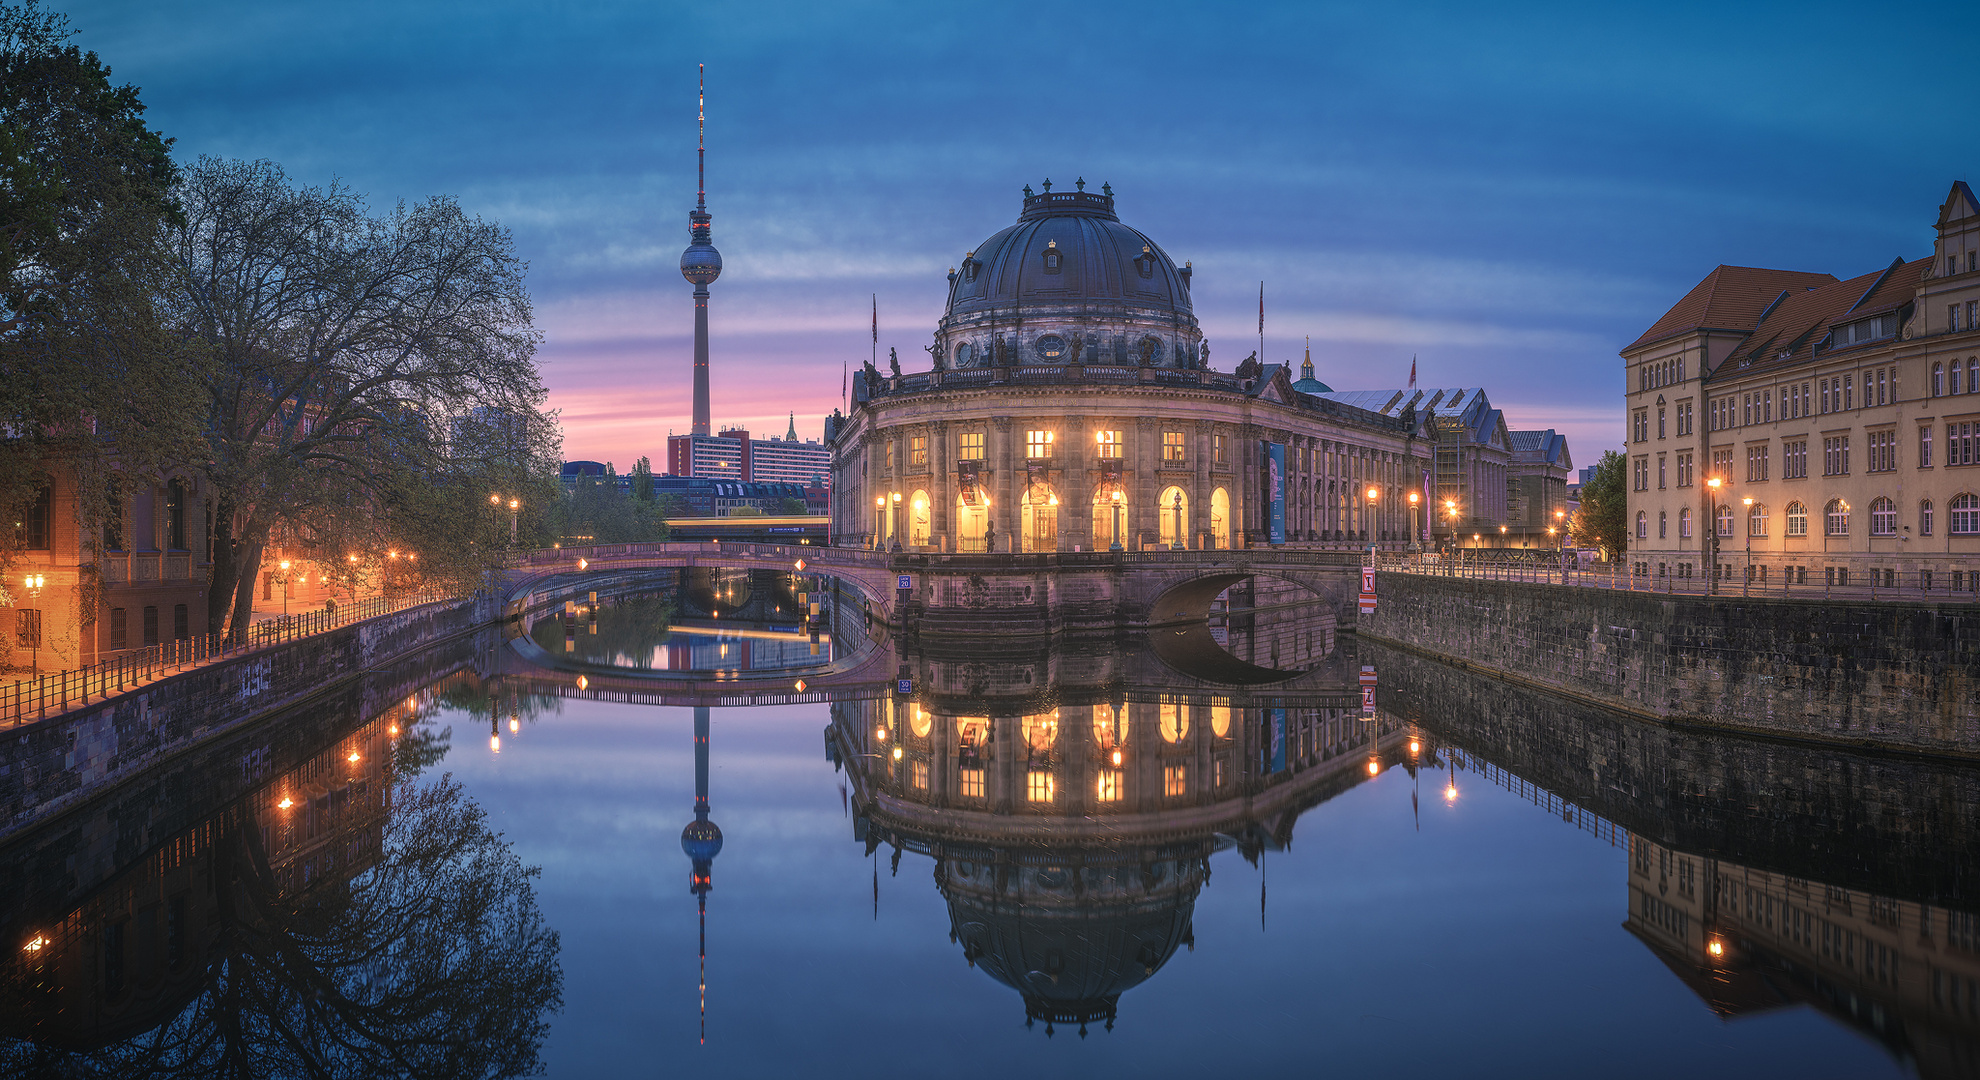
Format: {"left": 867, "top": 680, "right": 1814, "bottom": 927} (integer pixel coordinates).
{"left": 504, "top": 541, "right": 1368, "bottom": 636}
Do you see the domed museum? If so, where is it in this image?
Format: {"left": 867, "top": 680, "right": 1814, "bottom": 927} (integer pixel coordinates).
{"left": 828, "top": 182, "right": 1506, "bottom": 553}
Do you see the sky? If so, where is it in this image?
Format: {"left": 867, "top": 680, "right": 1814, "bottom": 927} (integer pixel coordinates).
{"left": 61, "top": 0, "right": 1980, "bottom": 467}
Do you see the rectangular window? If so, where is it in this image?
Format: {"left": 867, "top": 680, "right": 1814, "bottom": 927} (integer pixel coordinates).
{"left": 15, "top": 608, "right": 42, "bottom": 650}
{"left": 1024, "top": 429, "right": 1054, "bottom": 459}
{"left": 142, "top": 605, "right": 159, "bottom": 647}
{"left": 1162, "top": 430, "right": 1186, "bottom": 462}
{"left": 1954, "top": 304, "right": 1963, "bottom": 332}
{"left": 958, "top": 432, "right": 985, "bottom": 460}
{"left": 1922, "top": 501, "right": 1935, "bottom": 536}
{"left": 1657, "top": 456, "right": 1666, "bottom": 489}
{"left": 1676, "top": 452, "right": 1693, "bottom": 487}
{"left": 911, "top": 759, "right": 929, "bottom": 790}
{"left": 1782, "top": 440, "right": 1807, "bottom": 479}
{"left": 908, "top": 435, "right": 928, "bottom": 466}
{"left": 19, "top": 483, "right": 50, "bottom": 550}
{"left": 1026, "top": 770, "right": 1055, "bottom": 803}
{"left": 1952, "top": 422, "right": 1976, "bottom": 466}
{"left": 1164, "top": 764, "right": 1187, "bottom": 797}
{"left": 110, "top": 607, "right": 127, "bottom": 650}
{"left": 1867, "top": 429, "right": 1897, "bottom": 472}
{"left": 1096, "top": 429, "right": 1123, "bottom": 460}
{"left": 1824, "top": 436, "right": 1850, "bottom": 476}
{"left": 1711, "top": 448, "right": 1733, "bottom": 484}
{"left": 1922, "top": 427, "right": 1934, "bottom": 467}
{"left": 172, "top": 604, "right": 188, "bottom": 641}
{"left": 1212, "top": 433, "right": 1226, "bottom": 463}
{"left": 959, "top": 767, "right": 985, "bottom": 799}
{"left": 1844, "top": 375, "right": 1853, "bottom": 410}
{"left": 1095, "top": 769, "right": 1124, "bottom": 802}
{"left": 1746, "top": 445, "right": 1770, "bottom": 482}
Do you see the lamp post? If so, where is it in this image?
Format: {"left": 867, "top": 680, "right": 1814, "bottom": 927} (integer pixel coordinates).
{"left": 1365, "top": 486, "right": 1380, "bottom": 562}
{"left": 20, "top": 573, "right": 44, "bottom": 675}
{"left": 1742, "top": 496, "right": 1753, "bottom": 596}
{"left": 1706, "top": 476, "right": 1723, "bottom": 595}
{"left": 874, "top": 496, "right": 885, "bottom": 550}
{"left": 1407, "top": 490, "right": 1421, "bottom": 555}
{"left": 278, "top": 559, "right": 292, "bottom": 618}
{"left": 1171, "top": 490, "right": 1185, "bottom": 551}
{"left": 1443, "top": 498, "right": 1458, "bottom": 554}
{"left": 1109, "top": 490, "right": 1124, "bottom": 553}
{"left": 509, "top": 498, "right": 521, "bottom": 545}
{"left": 890, "top": 491, "right": 902, "bottom": 552}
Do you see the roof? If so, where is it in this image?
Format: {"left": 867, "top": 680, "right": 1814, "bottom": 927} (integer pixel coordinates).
{"left": 1626, "top": 265, "right": 1839, "bottom": 353}
{"left": 941, "top": 188, "right": 1194, "bottom": 330}
{"left": 1509, "top": 428, "right": 1570, "bottom": 469}
{"left": 1719, "top": 257, "right": 1927, "bottom": 373}
{"left": 1318, "top": 387, "right": 1507, "bottom": 450}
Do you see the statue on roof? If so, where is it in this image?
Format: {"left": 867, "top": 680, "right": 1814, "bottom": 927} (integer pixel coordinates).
{"left": 889, "top": 347, "right": 901, "bottom": 378}
{"left": 1199, "top": 341, "right": 1210, "bottom": 370}
{"left": 925, "top": 339, "right": 945, "bottom": 371}
{"left": 1236, "top": 351, "right": 1261, "bottom": 380}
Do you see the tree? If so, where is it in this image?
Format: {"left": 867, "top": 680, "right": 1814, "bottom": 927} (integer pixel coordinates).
{"left": 775, "top": 496, "right": 807, "bottom": 516}
{"left": 1572, "top": 449, "right": 1627, "bottom": 560}
{"left": 166, "top": 157, "right": 552, "bottom": 639}
{"left": 630, "top": 455, "right": 654, "bottom": 502}
{"left": 0, "top": 1, "right": 208, "bottom": 601}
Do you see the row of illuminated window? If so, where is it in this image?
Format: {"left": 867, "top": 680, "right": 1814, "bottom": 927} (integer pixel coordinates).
{"left": 929, "top": 763, "right": 1202, "bottom": 804}
{"left": 1633, "top": 494, "right": 1980, "bottom": 539}
{"left": 896, "top": 429, "right": 1230, "bottom": 467}
{"left": 1666, "top": 360, "right": 1980, "bottom": 447}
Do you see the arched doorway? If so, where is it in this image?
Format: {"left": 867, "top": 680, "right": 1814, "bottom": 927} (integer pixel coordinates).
{"left": 1158, "top": 485, "right": 1190, "bottom": 549}
{"left": 909, "top": 490, "right": 931, "bottom": 548}
{"left": 1020, "top": 484, "right": 1059, "bottom": 552}
{"left": 1210, "top": 488, "right": 1231, "bottom": 549}
{"left": 955, "top": 492, "right": 989, "bottom": 552}
{"left": 1091, "top": 486, "right": 1126, "bottom": 550}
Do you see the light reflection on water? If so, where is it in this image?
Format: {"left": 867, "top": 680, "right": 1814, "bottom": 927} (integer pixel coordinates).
{"left": 3, "top": 577, "right": 1971, "bottom": 1078}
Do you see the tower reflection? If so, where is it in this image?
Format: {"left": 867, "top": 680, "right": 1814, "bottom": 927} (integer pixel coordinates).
{"left": 681, "top": 706, "right": 723, "bottom": 1044}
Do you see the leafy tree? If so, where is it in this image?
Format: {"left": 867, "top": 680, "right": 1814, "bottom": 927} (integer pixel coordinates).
{"left": 0, "top": 1, "right": 208, "bottom": 602}
{"left": 630, "top": 455, "right": 653, "bottom": 501}
{"left": 552, "top": 464, "right": 669, "bottom": 545}
{"left": 775, "top": 496, "right": 807, "bottom": 516}
{"left": 1572, "top": 449, "right": 1627, "bottom": 560}
{"left": 166, "top": 157, "right": 552, "bottom": 638}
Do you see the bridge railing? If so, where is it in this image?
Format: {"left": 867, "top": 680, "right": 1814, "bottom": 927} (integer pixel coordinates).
{"left": 521, "top": 541, "right": 1369, "bottom": 573}
{"left": 1375, "top": 551, "right": 1980, "bottom": 604}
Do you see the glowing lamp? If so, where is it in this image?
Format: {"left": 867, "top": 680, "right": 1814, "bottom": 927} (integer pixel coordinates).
{"left": 1110, "top": 749, "right": 1123, "bottom": 767}
{"left": 347, "top": 750, "right": 360, "bottom": 763}
{"left": 891, "top": 746, "right": 903, "bottom": 760}
{"left": 490, "top": 735, "right": 501, "bottom": 753}
{"left": 278, "top": 796, "right": 294, "bottom": 810}
{"left": 1367, "top": 760, "right": 1380, "bottom": 776}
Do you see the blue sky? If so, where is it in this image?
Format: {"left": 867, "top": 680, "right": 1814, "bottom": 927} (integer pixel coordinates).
{"left": 65, "top": 0, "right": 1979, "bottom": 464}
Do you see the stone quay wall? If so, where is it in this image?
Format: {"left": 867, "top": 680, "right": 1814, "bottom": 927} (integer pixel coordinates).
{"left": 0, "top": 594, "right": 498, "bottom": 837}
{"left": 1360, "top": 572, "right": 1980, "bottom": 757}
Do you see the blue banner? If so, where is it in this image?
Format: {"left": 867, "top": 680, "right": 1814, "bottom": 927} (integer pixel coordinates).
{"left": 1269, "top": 709, "right": 1286, "bottom": 773}
{"left": 1266, "top": 442, "right": 1286, "bottom": 545}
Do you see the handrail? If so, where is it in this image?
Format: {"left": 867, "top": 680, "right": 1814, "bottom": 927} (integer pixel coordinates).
{"left": 2, "top": 588, "right": 453, "bottom": 728}
{"left": 1373, "top": 551, "right": 1980, "bottom": 604}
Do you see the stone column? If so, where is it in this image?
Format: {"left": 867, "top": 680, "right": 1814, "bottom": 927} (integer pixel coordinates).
{"left": 1194, "top": 419, "right": 1213, "bottom": 549}
{"left": 1134, "top": 416, "right": 1157, "bottom": 548}
{"left": 931, "top": 419, "right": 950, "bottom": 548}
{"left": 1065, "top": 415, "right": 1090, "bottom": 551}
{"left": 992, "top": 416, "right": 1014, "bottom": 551}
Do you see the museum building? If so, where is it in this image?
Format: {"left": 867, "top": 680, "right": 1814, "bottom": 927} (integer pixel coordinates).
{"left": 827, "top": 183, "right": 1440, "bottom": 552}
{"left": 1622, "top": 181, "right": 1980, "bottom": 589}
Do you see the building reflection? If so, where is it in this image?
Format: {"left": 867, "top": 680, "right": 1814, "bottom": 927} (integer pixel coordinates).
{"left": 1625, "top": 835, "right": 1980, "bottom": 1079}
{"left": 526, "top": 577, "right": 833, "bottom": 674}
{"left": 831, "top": 662, "right": 1400, "bottom": 1033}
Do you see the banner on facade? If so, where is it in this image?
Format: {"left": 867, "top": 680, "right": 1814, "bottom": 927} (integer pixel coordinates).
{"left": 1265, "top": 441, "right": 1286, "bottom": 545}
{"left": 1269, "top": 708, "right": 1286, "bottom": 773}
{"left": 957, "top": 460, "right": 982, "bottom": 505}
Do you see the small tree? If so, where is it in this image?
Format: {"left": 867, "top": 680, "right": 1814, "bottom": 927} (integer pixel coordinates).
{"left": 1572, "top": 449, "right": 1627, "bottom": 560}
{"left": 630, "top": 455, "right": 654, "bottom": 501}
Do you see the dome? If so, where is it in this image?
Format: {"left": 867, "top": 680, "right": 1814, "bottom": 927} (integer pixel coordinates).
{"left": 1292, "top": 376, "right": 1333, "bottom": 394}
{"left": 681, "top": 818, "right": 723, "bottom": 861}
{"left": 935, "top": 183, "right": 1203, "bottom": 370}
{"left": 680, "top": 241, "right": 723, "bottom": 287}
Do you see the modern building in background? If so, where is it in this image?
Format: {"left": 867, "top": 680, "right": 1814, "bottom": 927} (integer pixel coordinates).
{"left": 1623, "top": 180, "right": 1980, "bottom": 588}
{"left": 665, "top": 416, "right": 830, "bottom": 485}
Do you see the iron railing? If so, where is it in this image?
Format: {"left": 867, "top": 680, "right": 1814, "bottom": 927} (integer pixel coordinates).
{"left": 3, "top": 589, "right": 450, "bottom": 728}
{"left": 1375, "top": 550, "right": 1980, "bottom": 603}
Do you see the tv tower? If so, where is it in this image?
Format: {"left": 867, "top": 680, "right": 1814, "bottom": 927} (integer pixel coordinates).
{"left": 680, "top": 64, "right": 722, "bottom": 437}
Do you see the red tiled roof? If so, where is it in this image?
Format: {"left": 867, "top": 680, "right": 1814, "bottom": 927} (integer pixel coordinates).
{"left": 1625, "top": 265, "right": 1838, "bottom": 353}
{"left": 1720, "top": 257, "right": 1927, "bottom": 373}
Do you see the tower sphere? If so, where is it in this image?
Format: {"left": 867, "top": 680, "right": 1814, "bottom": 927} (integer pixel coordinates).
{"left": 681, "top": 240, "right": 723, "bottom": 286}
{"left": 681, "top": 817, "right": 724, "bottom": 861}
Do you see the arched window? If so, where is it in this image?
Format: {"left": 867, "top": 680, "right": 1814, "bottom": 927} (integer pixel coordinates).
{"left": 1869, "top": 497, "right": 1897, "bottom": 536}
{"left": 1785, "top": 501, "right": 1808, "bottom": 537}
{"left": 1952, "top": 493, "right": 1980, "bottom": 535}
{"left": 954, "top": 341, "right": 973, "bottom": 367}
{"left": 1748, "top": 503, "right": 1768, "bottom": 537}
{"left": 1020, "top": 483, "right": 1058, "bottom": 552}
{"left": 1210, "top": 487, "right": 1231, "bottom": 550}
{"left": 1658, "top": 511, "right": 1667, "bottom": 539}
{"left": 1157, "top": 485, "right": 1189, "bottom": 549}
{"left": 909, "top": 490, "right": 931, "bottom": 548}
{"left": 1920, "top": 499, "right": 1934, "bottom": 536}
{"left": 1715, "top": 504, "right": 1733, "bottom": 537}
{"left": 1679, "top": 508, "right": 1692, "bottom": 538}
{"left": 1934, "top": 361, "right": 1945, "bottom": 396}
{"left": 1825, "top": 499, "right": 1850, "bottom": 537}
{"left": 1636, "top": 511, "right": 1648, "bottom": 540}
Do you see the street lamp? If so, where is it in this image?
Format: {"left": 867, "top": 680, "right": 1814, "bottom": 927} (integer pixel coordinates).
{"left": 1171, "top": 489, "right": 1185, "bottom": 551}
{"left": 1444, "top": 498, "right": 1458, "bottom": 551}
{"left": 1706, "top": 476, "right": 1723, "bottom": 595}
{"left": 1365, "top": 485, "right": 1379, "bottom": 559}
{"left": 1407, "top": 490, "right": 1421, "bottom": 554}
{"left": 509, "top": 498, "right": 521, "bottom": 545}
{"left": 278, "top": 559, "right": 292, "bottom": 618}
{"left": 890, "top": 491, "right": 902, "bottom": 553}
{"left": 20, "top": 573, "right": 44, "bottom": 675}
{"left": 1742, "top": 496, "right": 1754, "bottom": 596}
{"left": 1109, "top": 489, "right": 1124, "bottom": 552}
{"left": 874, "top": 496, "right": 885, "bottom": 550}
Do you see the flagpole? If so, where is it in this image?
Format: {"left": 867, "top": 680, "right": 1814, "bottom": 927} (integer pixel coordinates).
{"left": 1258, "top": 281, "right": 1265, "bottom": 365}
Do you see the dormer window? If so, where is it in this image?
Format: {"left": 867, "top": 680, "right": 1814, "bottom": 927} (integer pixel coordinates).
{"left": 1829, "top": 314, "right": 1898, "bottom": 350}
{"left": 1042, "top": 241, "right": 1061, "bottom": 273}
{"left": 963, "top": 252, "right": 979, "bottom": 283}
{"left": 1136, "top": 245, "right": 1155, "bottom": 278}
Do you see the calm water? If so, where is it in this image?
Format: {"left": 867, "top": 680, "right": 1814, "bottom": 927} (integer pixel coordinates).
{"left": 3, "top": 576, "right": 1975, "bottom": 1079}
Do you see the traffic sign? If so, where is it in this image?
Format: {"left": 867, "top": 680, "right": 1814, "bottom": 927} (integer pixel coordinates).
{"left": 896, "top": 678, "right": 913, "bottom": 694}
{"left": 897, "top": 574, "right": 913, "bottom": 591}
{"left": 1359, "top": 666, "right": 1377, "bottom": 687}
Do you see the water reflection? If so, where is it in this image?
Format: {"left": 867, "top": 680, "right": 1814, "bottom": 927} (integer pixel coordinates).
{"left": 0, "top": 696, "right": 562, "bottom": 1078}
{"left": 831, "top": 675, "right": 1400, "bottom": 1033}
{"left": 525, "top": 572, "right": 838, "bottom": 675}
